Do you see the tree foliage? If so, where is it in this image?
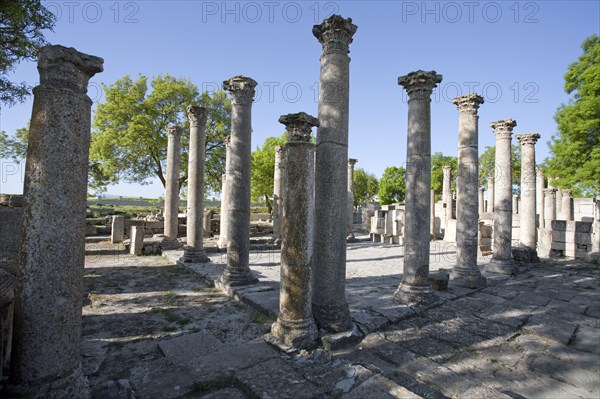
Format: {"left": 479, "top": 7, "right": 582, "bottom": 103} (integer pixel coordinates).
{"left": 545, "top": 35, "right": 600, "bottom": 197}
{"left": 353, "top": 168, "right": 379, "bottom": 205}
{"left": 90, "top": 74, "right": 231, "bottom": 194}
{"left": 0, "top": 0, "right": 55, "bottom": 106}
{"left": 431, "top": 152, "right": 457, "bottom": 201}
{"left": 479, "top": 144, "right": 521, "bottom": 194}
{"left": 250, "top": 134, "right": 287, "bottom": 212}
{"left": 378, "top": 166, "right": 406, "bottom": 205}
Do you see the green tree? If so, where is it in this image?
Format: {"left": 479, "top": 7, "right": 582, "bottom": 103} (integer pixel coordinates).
{"left": 479, "top": 144, "right": 522, "bottom": 194}
{"left": 0, "top": 124, "right": 28, "bottom": 161}
{"left": 431, "top": 152, "right": 457, "bottom": 201}
{"left": 90, "top": 74, "right": 231, "bottom": 194}
{"left": 353, "top": 168, "right": 379, "bottom": 205}
{"left": 378, "top": 166, "right": 406, "bottom": 205}
{"left": 250, "top": 133, "right": 287, "bottom": 213}
{"left": 545, "top": 35, "right": 600, "bottom": 197}
{"left": 1, "top": 0, "right": 55, "bottom": 106}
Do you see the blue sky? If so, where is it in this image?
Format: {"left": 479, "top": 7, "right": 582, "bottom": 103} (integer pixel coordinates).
{"left": 1, "top": 0, "right": 598, "bottom": 197}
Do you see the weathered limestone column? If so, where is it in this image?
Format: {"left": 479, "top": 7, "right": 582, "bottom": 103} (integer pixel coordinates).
{"left": 512, "top": 195, "right": 519, "bottom": 214}
{"left": 180, "top": 105, "right": 210, "bottom": 263}
{"left": 544, "top": 188, "right": 557, "bottom": 226}
{"left": 9, "top": 45, "right": 103, "bottom": 398}
{"left": 561, "top": 190, "right": 573, "bottom": 221}
{"left": 442, "top": 165, "right": 453, "bottom": 227}
{"left": 347, "top": 158, "right": 358, "bottom": 241}
{"left": 487, "top": 177, "right": 495, "bottom": 213}
{"left": 536, "top": 168, "right": 545, "bottom": 227}
{"left": 479, "top": 188, "right": 485, "bottom": 214}
{"left": 111, "top": 215, "right": 125, "bottom": 244}
{"left": 272, "top": 146, "right": 285, "bottom": 244}
{"left": 516, "top": 133, "right": 540, "bottom": 262}
{"left": 218, "top": 136, "right": 232, "bottom": 249}
{"left": 430, "top": 189, "right": 436, "bottom": 239}
{"left": 312, "top": 15, "right": 357, "bottom": 332}
{"left": 217, "top": 76, "right": 258, "bottom": 287}
{"left": 450, "top": 94, "right": 486, "bottom": 288}
{"left": 486, "top": 118, "right": 517, "bottom": 275}
{"left": 162, "top": 124, "right": 182, "bottom": 249}
{"left": 271, "top": 112, "right": 319, "bottom": 349}
{"left": 394, "top": 70, "right": 442, "bottom": 306}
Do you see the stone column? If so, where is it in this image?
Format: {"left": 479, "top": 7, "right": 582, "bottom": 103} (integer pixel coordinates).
{"left": 479, "top": 188, "right": 485, "bottom": 214}
{"left": 442, "top": 165, "right": 453, "bottom": 227}
{"left": 111, "top": 215, "right": 125, "bottom": 244}
{"left": 544, "top": 188, "right": 557, "bottom": 226}
{"left": 486, "top": 118, "right": 517, "bottom": 275}
{"left": 272, "top": 146, "right": 285, "bottom": 244}
{"left": 430, "top": 189, "right": 436, "bottom": 239}
{"left": 487, "top": 178, "right": 495, "bottom": 213}
{"left": 516, "top": 133, "right": 540, "bottom": 262}
{"left": 450, "top": 94, "right": 486, "bottom": 288}
{"left": 347, "top": 158, "right": 358, "bottom": 241}
{"left": 218, "top": 136, "right": 231, "bottom": 249}
{"left": 513, "top": 195, "right": 519, "bottom": 214}
{"left": 162, "top": 124, "right": 182, "bottom": 249}
{"left": 561, "top": 190, "right": 573, "bottom": 221}
{"left": 8, "top": 45, "right": 103, "bottom": 398}
{"left": 394, "top": 70, "right": 442, "bottom": 306}
{"left": 271, "top": 112, "right": 319, "bottom": 349}
{"left": 180, "top": 105, "right": 210, "bottom": 263}
{"left": 217, "top": 76, "right": 258, "bottom": 287}
{"left": 536, "top": 168, "right": 545, "bottom": 227}
{"left": 312, "top": 15, "right": 357, "bottom": 332}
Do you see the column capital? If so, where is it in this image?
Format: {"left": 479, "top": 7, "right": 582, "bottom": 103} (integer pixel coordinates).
{"left": 452, "top": 93, "right": 484, "bottom": 113}
{"left": 516, "top": 133, "right": 540, "bottom": 146}
{"left": 37, "top": 45, "right": 104, "bottom": 94}
{"left": 223, "top": 75, "right": 257, "bottom": 105}
{"left": 167, "top": 124, "right": 183, "bottom": 138}
{"left": 398, "top": 70, "right": 442, "bottom": 99}
{"left": 313, "top": 15, "right": 357, "bottom": 55}
{"left": 186, "top": 105, "right": 208, "bottom": 126}
{"left": 562, "top": 189, "right": 572, "bottom": 197}
{"left": 279, "top": 112, "right": 319, "bottom": 142}
{"left": 348, "top": 158, "right": 358, "bottom": 166}
{"left": 491, "top": 118, "right": 517, "bottom": 139}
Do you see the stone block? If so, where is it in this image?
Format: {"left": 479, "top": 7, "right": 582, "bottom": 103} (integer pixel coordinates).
{"left": 551, "top": 220, "right": 566, "bottom": 231}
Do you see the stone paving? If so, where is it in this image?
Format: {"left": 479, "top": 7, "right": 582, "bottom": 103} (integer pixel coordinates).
{"left": 84, "top": 238, "right": 600, "bottom": 398}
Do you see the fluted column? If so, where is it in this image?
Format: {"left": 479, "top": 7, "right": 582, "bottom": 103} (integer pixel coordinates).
{"left": 217, "top": 76, "right": 259, "bottom": 287}
{"left": 536, "top": 168, "right": 545, "bottom": 227}
{"left": 544, "top": 188, "right": 557, "bottom": 226}
{"left": 442, "top": 165, "right": 453, "bottom": 229}
{"left": 272, "top": 146, "right": 285, "bottom": 244}
{"left": 561, "top": 189, "right": 573, "bottom": 221}
{"left": 9, "top": 45, "right": 103, "bottom": 398}
{"left": 312, "top": 15, "right": 357, "bottom": 332}
{"left": 163, "top": 124, "right": 182, "bottom": 249}
{"left": 347, "top": 158, "right": 358, "bottom": 241}
{"left": 394, "top": 70, "right": 442, "bottom": 306}
{"left": 218, "top": 136, "right": 231, "bottom": 249}
{"left": 180, "top": 105, "right": 210, "bottom": 263}
{"left": 486, "top": 118, "right": 517, "bottom": 275}
{"left": 516, "top": 133, "right": 540, "bottom": 262}
{"left": 479, "top": 188, "right": 485, "bottom": 214}
{"left": 271, "top": 112, "right": 319, "bottom": 350}
{"left": 450, "top": 94, "right": 486, "bottom": 288}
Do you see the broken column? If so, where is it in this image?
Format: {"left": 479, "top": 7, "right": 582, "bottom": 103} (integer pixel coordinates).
{"left": 272, "top": 146, "right": 285, "bottom": 244}
{"left": 450, "top": 93, "right": 486, "bottom": 288}
{"left": 180, "top": 105, "right": 210, "bottom": 263}
{"left": 486, "top": 118, "right": 517, "bottom": 275}
{"left": 271, "top": 112, "right": 319, "bottom": 349}
{"left": 394, "top": 70, "right": 442, "bottom": 306}
{"left": 8, "top": 45, "right": 103, "bottom": 397}
{"left": 487, "top": 177, "right": 495, "bottom": 213}
{"left": 479, "top": 188, "right": 485, "bottom": 214}
{"left": 162, "top": 124, "right": 182, "bottom": 249}
{"left": 217, "top": 76, "right": 258, "bottom": 287}
{"left": 561, "top": 190, "right": 573, "bottom": 221}
{"left": 218, "top": 136, "right": 231, "bottom": 249}
{"left": 111, "top": 215, "right": 125, "bottom": 244}
{"left": 312, "top": 15, "right": 357, "bottom": 332}
{"left": 516, "top": 133, "right": 540, "bottom": 262}
{"left": 347, "top": 158, "right": 358, "bottom": 241}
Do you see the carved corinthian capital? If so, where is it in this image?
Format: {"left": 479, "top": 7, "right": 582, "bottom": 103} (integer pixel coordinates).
{"left": 222, "top": 75, "right": 257, "bottom": 105}
{"left": 278, "top": 112, "right": 319, "bottom": 142}
{"left": 313, "top": 15, "right": 357, "bottom": 55}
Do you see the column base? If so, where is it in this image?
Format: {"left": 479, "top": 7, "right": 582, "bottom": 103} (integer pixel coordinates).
{"left": 312, "top": 302, "right": 353, "bottom": 333}
{"left": 271, "top": 317, "right": 318, "bottom": 350}
{"left": 179, "top": 248, "right": 210, "bottom": 264}
{"left": 485, "top": 257, "right": 518, "bottom": 275}
{"left": 215, "top": 269, "right": 258, "bottom": 288}
{"left": 7, "top": 365, "right": 90, "bottom": 399}
{"left": 450, "top": 268, "right": 487, "bottom": 289}
{"left": 394, "top": 282, "right": 438, "bottom": 307}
